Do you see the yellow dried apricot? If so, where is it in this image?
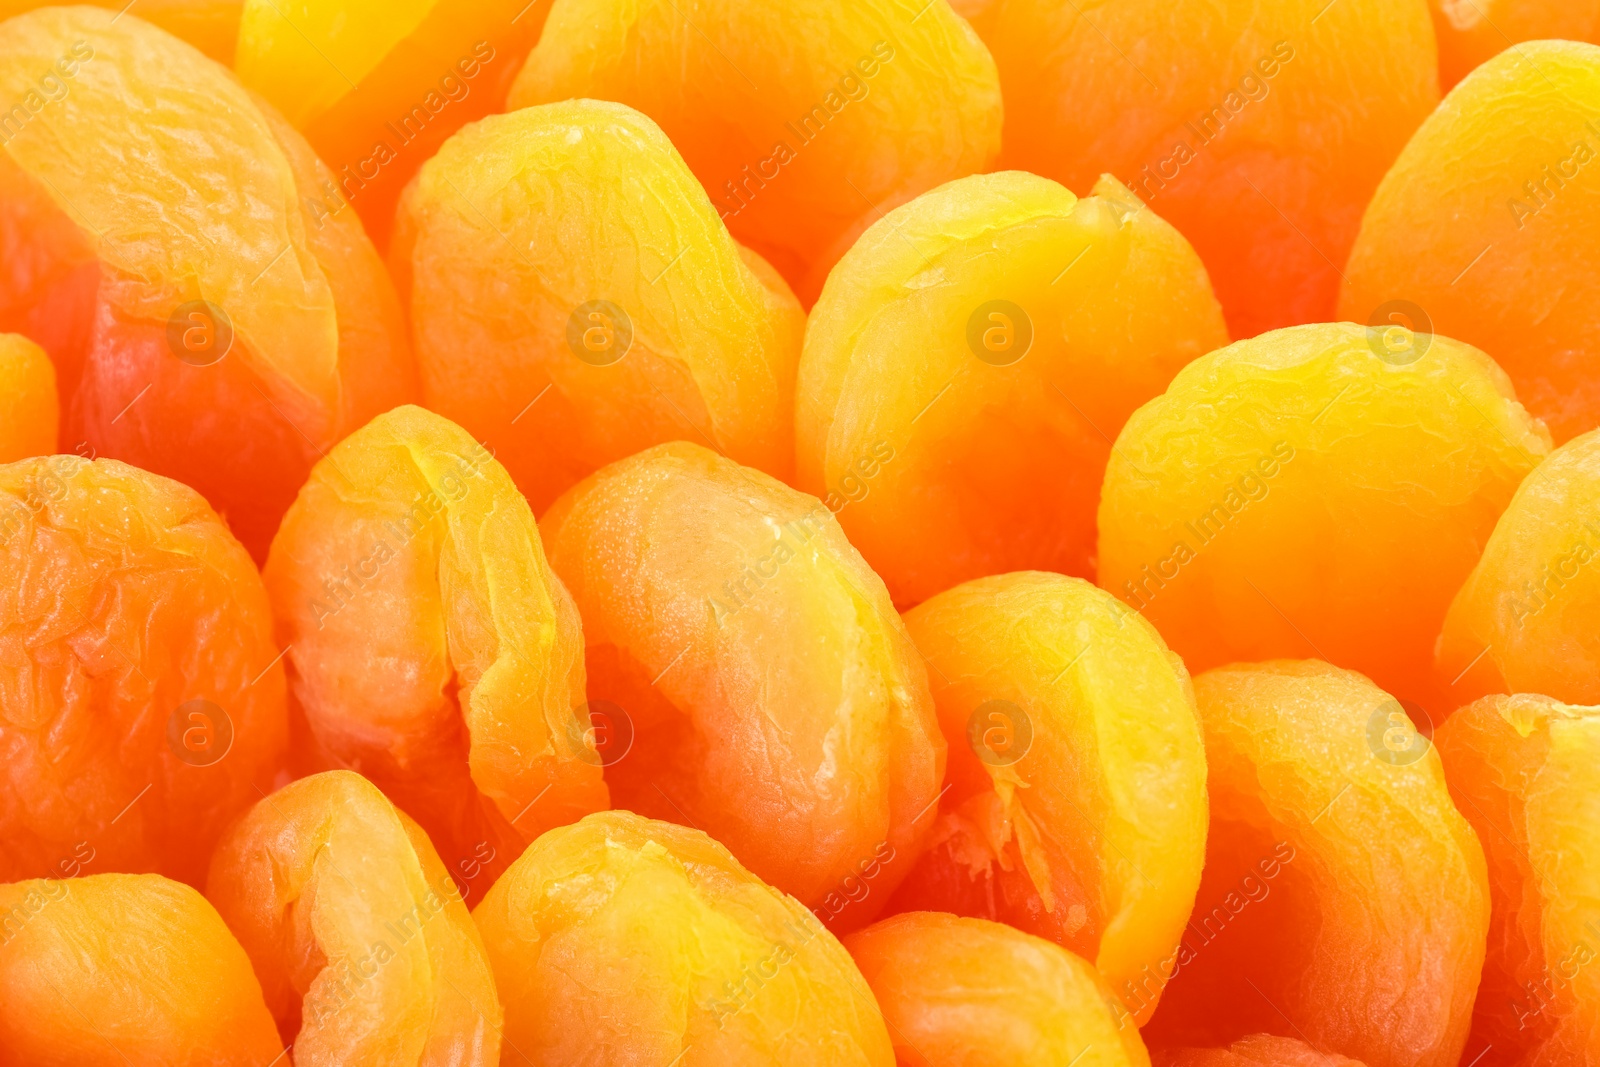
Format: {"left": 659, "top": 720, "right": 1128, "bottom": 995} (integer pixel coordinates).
{"left": 0, "top": 333, "right": 55, "bottom": 462}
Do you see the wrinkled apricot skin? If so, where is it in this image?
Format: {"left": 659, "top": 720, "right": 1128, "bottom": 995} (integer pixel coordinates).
{"left": 0, "top": 873, "right": 283, "bottom": 1066}
{"left": 887, "top": 572, "right": 1206, "bottom": 1025}
{"left": 264, "top": 405, "right": 606, "bottom": 895}
{"left": 1429, "top": 1, "right": 1600, "bottom": 88}
{"left": 1340, "top": 42, "right": 1600, "bottom": 446}
{"left": 206, "top": 771, "right": 502, "bottom": 1067}
{"left": 1435, "top": 695, "right": 1600, "bottom": 1067}
{"left": 1438, "top": 429, "right": 1600, "bottom": 708}
{"left": 540, "top": 441, "right": 943, "bottom": 932}
{"left": 236, "top": 0, "right": 548, "bottom": 247}
{"left": 473, "top": 810, "right": 895, "bottom": 1066}
{"left": 1145, "top": 662, "right": 1488, "bottom": 1067}
{"left": 0, "top": 333, "right": 55, "bottom": 462}
{"left": 509, "top": 0, "right": 1002, "bottom": 302}
{"left": 0, "top": 456, "right": 287, "bottom": 887}
{"left": 1156, "top": 1035, "right": 1366, "bottom": 1067}
{"left": 795, "top": 170, "right": 1227, "bottom": 608}
{"left": 1098, "top": 322, "right": 1549, "bottom": 715}
{"left": 845, "top": 912, "right": 1152, "bottom": 1067}
{"left": 977, "top": 0, "right": 1438, "bottom": 338}
{"left": 0, "top": 7, "right": 415, "bottom": 560}
{"left": 392, "top": 99, "right": 804, "bottom": 514}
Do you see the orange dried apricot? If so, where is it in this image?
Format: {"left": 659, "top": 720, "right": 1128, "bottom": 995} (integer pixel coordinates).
{"left": 1434, "top": 694, "right": 1600, "bottom": 1067}
{"left": 886, "top": 571, "right": 1206, "bottom": 1025}
{"left": 0, "top": 7, "right": 414, "bottom": 560}
{"left": 472, "top": 809, "right": 895, "bottom": 1066}
{"left": 539, "top": 441, "right": 943, "bottom": 931}
{"left": 1428, "top": 1, "right": 1600, "bottom": 88}
{"left": 507, "top": 0, "right": 1002, "bottom": 302}
{"left": 795, "top": 171, "right": 1227, "bottom": 608}
{"left": 0, "top": 0, "right": 242, "bottom": 63}
{"left": 1156, "top": 1036, "right": 1366, "bottom": 1067}
{"left": 235, "top": 0, "right": 546, "bottom": 247}
{"left": 0, "top": 333, "right": 55, "bottom": 462}
{"left": 206, "top": 770, "right": 501, "bottom": 1067}
{"left": 1098, "top": 322, "right": 1549, "bottom": 716}
{"left": 1144, "top": 661, "right": 1487, "bottom": 1067}
{"left": 844, "top": 911, "right": 1151, "bottom": 1067}
{"left": 0, "top": 873, "right": 283, "bottom": 1065}
{"left": 0, "top": 456, "right": 287, "bottom": 887}
{"left": 1437, "top": 429, "right": 1600, "bottom": 707}
{"left": 1340, "top": 42, "right": 1600, "bottom": 445}
{"left": 391, "top": 99, "right": 804, "bottom": 514}
{"left": 263, "top": 405, "right": 605, "bottom": 896}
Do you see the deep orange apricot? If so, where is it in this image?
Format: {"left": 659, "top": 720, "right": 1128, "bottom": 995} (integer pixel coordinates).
{"left": 0, "top": 873, "right": 283, "bottom": 1065}
{"left": 1429, "top": 1, "right": 1600, "bottom": 88}
{"left": 207, "top": 771, "right": 502, "bottom": 1066}
{"left": 845, "top": 912, "right": 1152, "bottom": 1067}
{"left": 0, "top": 456, "right": 287, "bottom": 887}
{"left": 1156, "top": 1036, "right": 1366, "bottom": 1067}
{"left": 0, "top": 333, "right": 55, "bottom": 462}
{"left": 540, "top": 441, "right": 943, "bottom": 931}
{"left": 264, "top": 405, "right": 606, "bottom": 897}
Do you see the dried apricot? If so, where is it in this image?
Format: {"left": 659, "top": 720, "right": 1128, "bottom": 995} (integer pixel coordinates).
{"left": 1340, "top": 42, "right": 1600, "bottom": 445}
{"left": 1156, "top": 1036, "right": 1366, "bottom": 1067}
{"left": 507, "top": 0, "right": 1002, "bottom": 302}
{"left": 976, "top": 0, "right": 1438, "bottom": 337}
{"left": 263, "top": 405, "right": 605, "bottom": 895}
{"left": 886, "top": 571, "right": 1206, "bottom": 1024}
{"left": 1434, "top": 694, "right": 1600, "bottom": 1067}
{"left": 1437, "top": 429, "right": 1600, "bottom": 707}
{"left": 844, "top": 911, "right": 1151, "bottom": 1067}
{"left": 0, "top": 0, "right": 242, "bottom": 63}
{"left": 1098, "top": 322, "right": 1549, "bottom": 716}
{"left": 0, "top": 333, "right": 55, "bottom": 462}
{"left": 0, "top": 456, "right": 287, "bottom": 887}
{"left": 206, "top": 770, "right": 502, "bottom": 1067}
{"left": 235, "top": 0, "right": 546, "bottom": 246}
{"left": 1428, "top": 1, "right": 1600, "bottom": 88}
{"left": 472, "top": 809, "right": 894, "bottom": 1066}
{"left": 1143, "top": 661, "right": 1487, "bottom": 1067}
{"left": 0, "top": 873, "right": 283, "bottom": 1065}
{"left": 391, "top": 99, "right": 804, "bottom": 514}
{"left": 795, "top": 171, "right": 1227, "bottom": 608}
{"left": 0, "top": 6, "right": 414, "bottom": 560}
{"left": 539, "top": 441, "right": 943, "bottom": 931}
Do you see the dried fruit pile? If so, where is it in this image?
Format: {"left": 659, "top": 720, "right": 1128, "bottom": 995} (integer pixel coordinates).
{"left": 2, "top": 2, "right": 1599, "bottom": 1065}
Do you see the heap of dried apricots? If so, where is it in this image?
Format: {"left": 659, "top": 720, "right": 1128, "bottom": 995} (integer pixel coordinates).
{"left": 4, "top": 0, "right": 1600, "bottom": 1064}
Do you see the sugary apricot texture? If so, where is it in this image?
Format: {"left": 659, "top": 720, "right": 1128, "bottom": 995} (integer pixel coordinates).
{"left": 263, "top": 405, "right": 605, "bottom": 895}
{"left": 0, "top": 873, "right": 282, "bottom": 1065}
{"left": 887, "top": 572, "right": 1206, "bottom": 1024}
{"left": 1341, "top": 42, "right": 1600, "bottom": 445}
{"left": 796, "top": 170, "right": 1226, "bottom": 608}
{"left": 508, "top": 0, "right": 1002, "bottom": 302}
{"left": 1434, "top": 695, "right": 1600, "bottom": 1067}
{"left": 977, "top": 0, "right": 1438, "bottom": 337}
{"left": 540, "top": 441, "right": 942, "bottom": 931}
{"left": 0, "top": 333, "right": 55, "bottom": 462}
{"left": 236, "top": 0, "right": 547, "bottom": 246}
{"left": 0, "top": 456, "right": 287, "bottom": 887}
{"left": 844, "top": 912, "right": 1151, "bottom": 1067}
{"left": 207, "top": 771, "right": 502, "bottom": 1067}
{"left": 1438, "top": 429, "right": 1600, "bottom": 707}
{"left": 0, "top": 7, "right": 414, "bottom": 560}
{"left": 392, "top": 100, "right": 804, "bottom": 514}
{"left": 0, "top": 0, "right": 242, "bottom": 62}
{"left": 1098, "top": 322, "right": 1549, "bottom": 716}
{"left": 1144, "top": 662, "right": 1488, "bottom": 1067}
{"left": 1156, "top": 1035, "right": 1366, "bottom": 1067}
{"left": 473, "top": 810, "right": 895, "bottom": 1066}
{"left": 1429, "top": 1, "right": 1600, "bottom": 88}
